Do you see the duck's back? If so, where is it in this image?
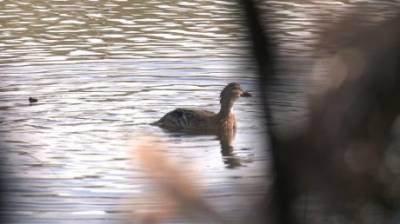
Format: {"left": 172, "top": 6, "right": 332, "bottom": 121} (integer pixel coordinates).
{"left": 153, "top": 108, "right": 216, "bottom": 131}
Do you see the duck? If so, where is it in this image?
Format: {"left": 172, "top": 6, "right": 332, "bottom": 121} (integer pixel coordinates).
{"left": 152, "top": 82, "right": 251, "bottom": 133}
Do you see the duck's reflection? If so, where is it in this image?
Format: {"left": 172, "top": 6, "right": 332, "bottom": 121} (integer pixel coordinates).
{"left": 218, "top": 127, "right": 243, "bottom": 169}
{"left": 159, "top": 127, "right": 245, "bottom": 169}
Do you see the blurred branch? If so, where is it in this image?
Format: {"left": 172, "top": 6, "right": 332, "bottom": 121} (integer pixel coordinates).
{"left": 238, "top": 1, "right": 292, "bottom": 224}
{"left": 240, "top": 0, "right": 400, "bottom": 223}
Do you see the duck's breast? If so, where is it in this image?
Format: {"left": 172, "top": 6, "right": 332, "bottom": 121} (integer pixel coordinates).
{"left": 217, "top": 113, "right": 236, "bottom": 133}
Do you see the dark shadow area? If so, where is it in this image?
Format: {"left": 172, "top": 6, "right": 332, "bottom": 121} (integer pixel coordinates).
{"left": 241, "top": 0, "right": 400, "bottom": 223}
{"left": 0, "top": 136, "right": 8, "bottom": 223}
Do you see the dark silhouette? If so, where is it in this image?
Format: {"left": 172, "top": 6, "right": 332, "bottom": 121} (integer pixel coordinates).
{"left": 28, "top": 97, "right": 38, "bottom": 103}
{"left": 240, "top": 0, "right": 400, "bottom": 223}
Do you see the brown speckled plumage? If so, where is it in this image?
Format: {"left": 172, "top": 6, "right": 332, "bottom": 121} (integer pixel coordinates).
{"left": 152, "top": 83, "right": 251, "bottom": 133}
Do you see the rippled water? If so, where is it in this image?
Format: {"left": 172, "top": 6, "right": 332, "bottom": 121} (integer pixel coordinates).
{"left": 1, "top": 59, "right": 267, "bottom": 223}
{"left": 1, "top": 0, "right": 399, "bottom": 223}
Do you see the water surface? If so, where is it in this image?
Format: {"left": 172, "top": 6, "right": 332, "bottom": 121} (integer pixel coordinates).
{"left": 1, "top": 0, "right": 399, "bottom": 223}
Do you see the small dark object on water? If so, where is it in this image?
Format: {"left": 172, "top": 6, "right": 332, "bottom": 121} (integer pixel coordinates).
{"left": 29, "top": 97, "right": 38, "bottom": 103}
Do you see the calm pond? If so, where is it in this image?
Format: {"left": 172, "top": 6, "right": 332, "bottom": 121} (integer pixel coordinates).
{"left": 0, "top": 0, "right": 399, "bottom": 223}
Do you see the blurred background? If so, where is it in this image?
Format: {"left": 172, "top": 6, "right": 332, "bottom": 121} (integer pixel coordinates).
{"left": 0, "top": 0, "right": 399, "bottom": 223}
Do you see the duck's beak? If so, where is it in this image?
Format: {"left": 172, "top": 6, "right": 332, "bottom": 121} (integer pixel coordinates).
{"left": 240, "top": 91, "right": 252, "bottom": 97}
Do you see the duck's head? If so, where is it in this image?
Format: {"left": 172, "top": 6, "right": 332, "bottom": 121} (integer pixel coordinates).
{"left": 220, "top": 82, "right": 252, "bottom": 104}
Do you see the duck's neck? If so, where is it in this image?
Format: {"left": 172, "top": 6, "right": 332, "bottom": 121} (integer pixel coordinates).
{"left": 217, "top": 99, "right": 234, "bottom": 119}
